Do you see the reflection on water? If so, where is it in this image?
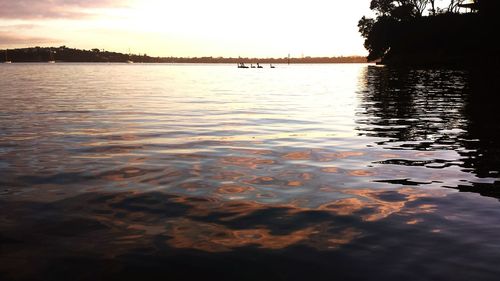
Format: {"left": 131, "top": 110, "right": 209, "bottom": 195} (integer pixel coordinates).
{"left": 357, "top": 66, "right": 500, "bottom": 196}
{"left": 1, "top": 64, "right": 500, "bottom": 280}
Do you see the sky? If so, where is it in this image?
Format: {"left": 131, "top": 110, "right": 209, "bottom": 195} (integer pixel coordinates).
{"left": 0, "top": 0, "right": 373, "bottom": 57}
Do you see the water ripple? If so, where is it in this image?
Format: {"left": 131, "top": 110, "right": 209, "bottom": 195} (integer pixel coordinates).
{"left": 1, "top": 64, "right": 500, "bottom": 280}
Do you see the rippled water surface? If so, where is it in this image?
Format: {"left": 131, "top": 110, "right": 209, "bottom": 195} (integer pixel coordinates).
{"left": 1, "top": 63, "right": 500, "bottom": 280}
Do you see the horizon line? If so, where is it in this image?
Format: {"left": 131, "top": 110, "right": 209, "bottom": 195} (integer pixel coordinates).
{"left": 1, "top": 46, "right": 367, "bottom": 60}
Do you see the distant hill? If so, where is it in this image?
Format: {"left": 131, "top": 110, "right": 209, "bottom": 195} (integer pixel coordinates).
{"left": 1, "top": 46, "right": 367, "bottom": 64}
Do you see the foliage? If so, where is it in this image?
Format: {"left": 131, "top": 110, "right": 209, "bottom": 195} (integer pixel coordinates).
{"left": 358, "top": 0, "right": 480, "bottom": 62}
{"left": 447, "top": 0, "right": 468, "bottom": 13}
{"left": 1, "top": 46, "right": 367, "bottom": 63}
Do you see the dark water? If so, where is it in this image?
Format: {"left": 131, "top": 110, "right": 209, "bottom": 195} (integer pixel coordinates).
{"left": 1, "top": 63, "right": 500, "bottom": 281}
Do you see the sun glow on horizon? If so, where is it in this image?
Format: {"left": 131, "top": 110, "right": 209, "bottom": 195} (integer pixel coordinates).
{"left": 0, "top": 0, "right": 372, "bottom": 57}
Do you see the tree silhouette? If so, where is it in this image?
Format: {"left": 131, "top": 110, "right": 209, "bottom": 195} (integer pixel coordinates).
{"left": 357, "top": 0, "right": 495, "bottom": 64}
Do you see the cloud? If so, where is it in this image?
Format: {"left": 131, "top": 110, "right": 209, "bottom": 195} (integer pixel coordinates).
{"left": 0, "top": 23, "right": 37, "bottom": 30}
{"left": 0, "top": 0, "right": 127, "bottom": 19}
{"left": 0, "top": 31, "right": 58, "bottom": 45}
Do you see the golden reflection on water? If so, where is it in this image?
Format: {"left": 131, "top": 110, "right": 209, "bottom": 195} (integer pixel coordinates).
{"left": 171, "top": 188, "right": 444, "bottom": 252}
{"left": 220, "top": 156, "right": 276, "bottom": 169}
{"left": 164, "top": 186, "right": 443, "bottom": 252}
{"left": 71, "top": 185, "right": 447, "bottom": 253}
{"left": 216, "top": 184, "right": 255, "bottom": 194}
{"left": 347, "top": 170, "right": 375, "bottom": 177}
{"left": 2, "top": 127, "right": 470, "bottom": 253}
{"left": 317, "top": 188, "right": 443, "bottom": 222}
{"left": 321, "top": 167, "right": 339, "bottom": 173}
{"left": 169, "top": 220, "right": 317, "bottom": 252}
{"left": 283, "top": 151, "right": 312, "bottom": 160}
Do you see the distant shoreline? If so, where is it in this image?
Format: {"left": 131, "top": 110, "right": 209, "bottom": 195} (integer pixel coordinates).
{"left": 1, "top": 61, "right": 372, "bottom": 65}
{"left": 2, "top": 46, "right": 367, "bottom": 64}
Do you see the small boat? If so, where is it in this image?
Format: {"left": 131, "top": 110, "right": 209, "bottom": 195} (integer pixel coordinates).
{"left": 251, "top": 64, "right": 256, "bottom": 68}
{"left": 126, "top": 48, "right": 134, "bottom": 63}
{"left": 270, "top": 64, "right": 275, "bottom": 68}
{"left": 4, "top": 50, "right": 12, "bottom": 63}
{"left": 48, "top": 49, "right": 56, "bottom": 63}
{"left": 257, "top": 63, "right": 263, "bottom": 68}
{"left": 237, "top": 63, "right": 249, "bottom": 68}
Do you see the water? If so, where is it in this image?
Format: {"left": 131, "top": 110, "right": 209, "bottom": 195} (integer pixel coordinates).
{"left": 1, "top": 63, "right": 500, "bottom": 280}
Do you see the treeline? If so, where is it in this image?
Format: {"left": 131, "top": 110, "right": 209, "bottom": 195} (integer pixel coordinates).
{"left": 164, "top": 56, "right": 367, "bottom": 64}
{"left": 2, "top": 46, "right": 138, "bottom": 63}
{"left": 1, "top": 46, "right": 366, "bottom": 64}
{"left": 358, "top": 0, "right": 500, "bottom": 66}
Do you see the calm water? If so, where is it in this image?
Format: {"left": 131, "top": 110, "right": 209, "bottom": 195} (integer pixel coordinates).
{"left": 1, "top": 63, "right": 500, "bottom": 280}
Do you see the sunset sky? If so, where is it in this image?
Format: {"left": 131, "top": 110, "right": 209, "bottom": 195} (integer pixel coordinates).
{"left": 0, "top": 0, "right": 373, "bottom": 57}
